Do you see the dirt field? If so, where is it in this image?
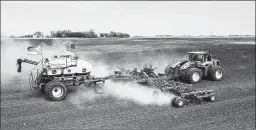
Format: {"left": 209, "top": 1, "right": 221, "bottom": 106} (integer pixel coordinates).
{"left": 1, "top": 37, "right": 255, "bottom": 129}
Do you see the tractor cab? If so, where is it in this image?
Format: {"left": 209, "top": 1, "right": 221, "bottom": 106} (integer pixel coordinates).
{"left": 188, "top": 51, "right": 211, "bottom": 62}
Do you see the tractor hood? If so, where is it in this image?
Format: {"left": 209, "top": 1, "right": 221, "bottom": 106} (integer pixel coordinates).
{"left": 170, "top": 61, "right": 195, "bottom": 70}
{"left": 180, "top": 62, "right": 195, "bottom": 70}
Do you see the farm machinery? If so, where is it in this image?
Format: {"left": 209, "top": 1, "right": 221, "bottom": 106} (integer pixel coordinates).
{"left": 160, "top": 82, "right": 216, "bottom": 108}
{"left": 16, "top": 44, "right": 105, "bottom": 101}
{"left": 165, "top": 50, "right": 224, "bottom": 84}
{"left": 107, "top": 65, "right": 216, "bottom": 108}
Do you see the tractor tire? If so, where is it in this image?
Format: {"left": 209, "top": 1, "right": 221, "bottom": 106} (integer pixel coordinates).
{"left": 95, "top": 82, "right": 104, "bottom": 94}
{"left": 184, "top": 68, "right": 202, "bottom": 84}
{"left": 44, "top": 80, "right": 67, "bottom": 101}
{"left": 208, "top": 66, "right": 224, "bottom": 81}
{"left": 179, "top": 69, "right": 187, "bottom": 82}
{"left": 204, "top": 95, "right": 216, "bottom": 102}
{"left": 172, "top": 97, "right": 185, "bottom": 108}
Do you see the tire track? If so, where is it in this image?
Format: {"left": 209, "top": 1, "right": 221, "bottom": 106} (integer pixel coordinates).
{"left": 1, "top": 97, "right": 119, "bottom": 119}
{"left": 1, "top": 99, "right": 164, "bottom": 129}
{"left": 172, "top": 109, "right": 255, "bottom": 129}
{"left": 40, "top": 96, "right": 254, "bottom": 129}
{"left": 2, "top": 95, "right": 254, "bottom": 129}
{"left": 78, "top": 98, "right": 255, "bottom": 129}
{"left": 90, "top": 108, "right": 254, "bottom": 129}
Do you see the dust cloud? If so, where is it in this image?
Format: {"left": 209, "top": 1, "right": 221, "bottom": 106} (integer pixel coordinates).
{"left": 68, "top": 79, "right": 176, "bottom": 107}
{"left": 2, "top": 38, "right": 178, "bottom": 106}
{"left": 69, "top": 49, "right": 183, "bottom": 107}
{"left": 68, "top": 63, "right": 177, "bottom": 107}
{"left": 1, "top": 39, "right": 75, "bottom": 92}
{"left": 104, "top": 80, "right": 176, "bottom": 106}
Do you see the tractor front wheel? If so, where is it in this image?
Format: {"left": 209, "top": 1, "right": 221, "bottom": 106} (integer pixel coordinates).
{"left": 185, "top": 68, "right": 202, "bottom": 84}
{"left": 44, "top": 80, "right": 67, "bottom": 101}
{"left": 208, "top": 66, "right": 224, "bottom": 81}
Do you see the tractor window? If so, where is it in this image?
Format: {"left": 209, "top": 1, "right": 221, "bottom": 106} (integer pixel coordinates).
{"left": 189, "top": 54, "right": 197, "bottom": 61}
{"left": 197, "top": 54, "right": 204, "bottom": 61}
{"left": 189, "top": 53, "right": 205, "bottom": 61}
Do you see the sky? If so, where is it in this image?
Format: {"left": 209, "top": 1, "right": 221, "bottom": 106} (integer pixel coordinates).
{"left": 1, "top": 1, "right": 255, "bottom": 36}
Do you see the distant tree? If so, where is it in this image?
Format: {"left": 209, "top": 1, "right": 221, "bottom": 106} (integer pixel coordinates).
{"left": 48, "top": 29, "right": 99, "bottom": 38}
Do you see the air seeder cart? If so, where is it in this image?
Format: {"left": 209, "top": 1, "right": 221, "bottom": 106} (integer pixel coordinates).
{"left": 16, "top": 44, "right": 105, "bottom": 101}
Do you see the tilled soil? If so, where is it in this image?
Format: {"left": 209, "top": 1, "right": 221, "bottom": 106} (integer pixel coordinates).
{"left": 1, "top": 38, "right": 255, "bottom": 129}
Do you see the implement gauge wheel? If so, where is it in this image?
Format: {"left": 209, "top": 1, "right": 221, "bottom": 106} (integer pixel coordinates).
{"left": 172, "top": 97, "right": 185, "bottom": 108}
{"left": 204, "top": 95, "right": 216, "bottom": 102}
{"left": 44, "top": 80, "right": 67, "bottom": 101}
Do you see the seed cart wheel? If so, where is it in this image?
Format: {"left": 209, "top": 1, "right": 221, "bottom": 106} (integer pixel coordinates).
{"left": 95, "top": 82, "right": 104, "bottom": 94}
{"left": 204, "top": 95, "right": 216, "bottom": 102}
{"left": 208, "top": 66, "right": 224, "bottom": 81}
{"left": 173, "top": 97, "right": 185, "bottom": 108}
{"left": 185, "top": 68, "right": 202, "bottom": 84}
{"left": 45, "top": 80, "right": 67, "bottom": 101}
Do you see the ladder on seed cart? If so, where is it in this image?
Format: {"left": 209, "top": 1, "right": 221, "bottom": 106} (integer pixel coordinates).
{"left": 29, "top": 60, "right": 45, "bottom": 90}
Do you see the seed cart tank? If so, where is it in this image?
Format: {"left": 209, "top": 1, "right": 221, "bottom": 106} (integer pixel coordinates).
{"left": 16, "top": 44, "right": 105, "bottom": 101}
{"left": 44, "top": 55, "right": 92, "bottom": 75}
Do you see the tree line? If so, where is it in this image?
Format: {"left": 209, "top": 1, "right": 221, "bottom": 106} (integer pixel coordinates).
{"left": 18, "top": 30, "right": 130, "bottom": 38}
{"left": 99, "top": 31, "right": 130, "bottom": 38}
{"left": 50, "top": 29, "right": 97, "bottom": 38}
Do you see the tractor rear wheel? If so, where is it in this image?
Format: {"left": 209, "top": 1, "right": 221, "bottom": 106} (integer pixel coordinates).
{"left": 45, "top": 80, "right": 67, "bottom": 101}
{"left": 208, "top": 66, "right": 224, "bottom": 81}
{"left": 185, "top": 68, "right": 202, "bottom": 84}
